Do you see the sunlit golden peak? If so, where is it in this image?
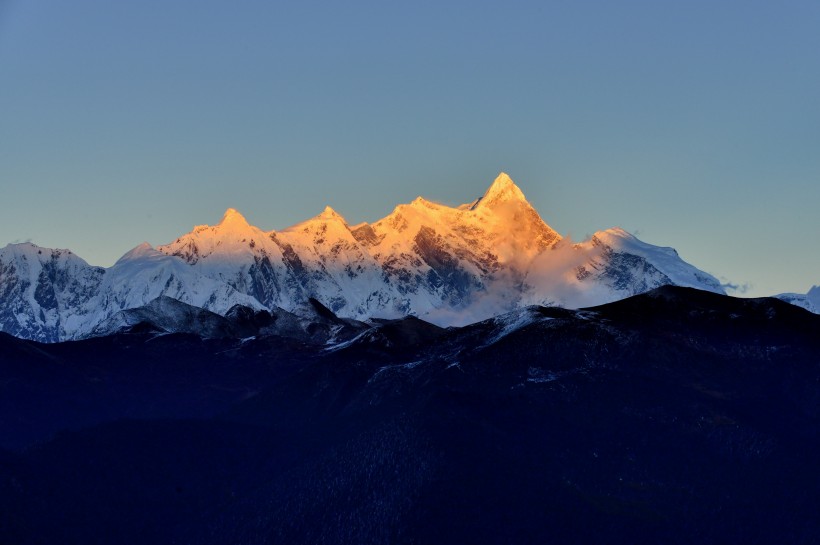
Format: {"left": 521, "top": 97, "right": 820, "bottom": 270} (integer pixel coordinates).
{"left": 474, "top": 172, "right": 527, "bottom": 209}
{"left": 488, "top": 172, "right": 516, "bottom": 193}
{"left": 410, "top": 196, "right": 434, "bottom": 207}
{"left": 495, "top": 171, "right": 513, "bottom": 184}
{"left": 317, "top": 206, "right": 345, "bottom": 222}
{"left": 218, "top": 208, "right": 250, "bottom": 229}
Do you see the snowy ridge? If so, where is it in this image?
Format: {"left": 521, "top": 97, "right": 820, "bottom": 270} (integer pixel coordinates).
{"left": 482, "top": 306, "right": 555, "bottom": 347}
{"left": 775, "top": 286, "right": 820, "bottom": 314}
{"left": 1, "top": 173, "right": 731, "bottom": 342}
{"left": 589, "top": 228, "right": 723, "bottom": 291}
{"left": 95, "top": 243, "right": 264, "bottom": 314}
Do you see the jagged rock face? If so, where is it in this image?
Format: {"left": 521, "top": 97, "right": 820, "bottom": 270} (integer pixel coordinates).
{"left": 0, "top": 173, "right": 728, "bottom": 341}
{"left": 0, "top": 244, "right": 104, "bottom": 342}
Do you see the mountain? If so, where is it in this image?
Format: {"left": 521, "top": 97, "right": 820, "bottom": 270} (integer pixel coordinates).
{"left": 154, "top": 173, "right": 566, "bottom": 323}
{"left": 0, "top": 243, "right": 104, "bottom": 342}
{"left": 775, "top": 285, "right": 820, "bottom": 314}
{"left": 0, "top": 173, "right": 725, "bottom": 342}
{"left": 2, "top": 286, "right": 819, "bottom": 544}
{"left": 89, "top": 296, "right": 246, "bottom": 338}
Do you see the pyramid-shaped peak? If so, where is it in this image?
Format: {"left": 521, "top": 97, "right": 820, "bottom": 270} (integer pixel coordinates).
{"left": 130, "top": 241, "right": 154, "bottom": 253}
{"left": 115, "top": 242, "right": 161, "bottom": 264}
{"left": 218, "top": 208, "right": 251, "bottom": 229}
{"left": 492, "top": 172, "right": 515, "bottom": 189}
{"left": 317, "top": 206, "right": 346, "bottom": 222}
{"left": 474, "top": 172, "right": 528, "bottom": 210}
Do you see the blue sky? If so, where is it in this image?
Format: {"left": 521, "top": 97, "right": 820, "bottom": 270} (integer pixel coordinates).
{"left": 1, "top": 0, "right": 818, "bottom": 296}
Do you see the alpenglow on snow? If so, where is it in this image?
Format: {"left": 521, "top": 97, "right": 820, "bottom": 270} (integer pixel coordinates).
{"left": 0, "top": 173, "right": 726, "bottom": 342}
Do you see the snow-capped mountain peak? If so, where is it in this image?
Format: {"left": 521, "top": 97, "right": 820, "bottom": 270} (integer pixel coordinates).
{"left": 115, "top": 242, "right": 158, "bottom": 264}
{"left": 0, "top": 242, "right": 104, "bottom": 342}
{"left": 1, "top": 242, "right": 83, "bottom": 264}
{"left": 283, "top": 206, "right": 352, "bottom": 238}
{"left": 218, "top": 207, "right": 251, "bottom": 230}
{"left": 158, "top": 208, "right": 268, "bottom": 264}
{"left": 592, "top": 227, "right": 721, "bottom": 290}
{"left": 775, "top": 285, "right": 820, "bottom": 314}
{"left": 316, "top": 205, "right": 346, "bottom": 222}
{"left": 473, "top": 172, "right": 528, "bottom": 210}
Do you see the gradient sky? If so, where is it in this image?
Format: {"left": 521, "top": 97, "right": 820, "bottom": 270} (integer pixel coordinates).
{"left": 1, "top": 0, "right": 818, "bottom": 297}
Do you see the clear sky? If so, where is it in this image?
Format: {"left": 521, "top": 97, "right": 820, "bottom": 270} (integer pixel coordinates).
{"left": 1, "top": 0, "right": 818, "bottom": 297}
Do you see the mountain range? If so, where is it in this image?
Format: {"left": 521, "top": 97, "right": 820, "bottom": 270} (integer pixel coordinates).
{"left": 2, "top": 173, "right": 749, "bottom": 342}
{"left": 2, "top": 173, "right": 819, "bottom": 543}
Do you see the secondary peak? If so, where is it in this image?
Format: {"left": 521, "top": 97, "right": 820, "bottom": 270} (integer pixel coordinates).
{"left": 409, "top": 196, "right": 432, "bottom": 207}
{"left": 318, "top": 206, "right": 345, "bottom": 221}
{"left": 115, "top": 242, "right": 160, "bottom": 264}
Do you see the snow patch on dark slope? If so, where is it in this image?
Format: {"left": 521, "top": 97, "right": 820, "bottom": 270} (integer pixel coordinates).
{"left": 1, "top": 286, "right": 819, "bottom": 544}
